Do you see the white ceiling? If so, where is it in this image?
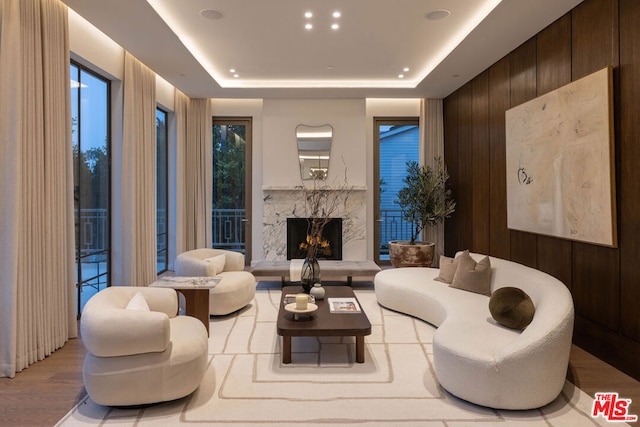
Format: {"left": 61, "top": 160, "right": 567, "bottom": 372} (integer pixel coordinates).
{"left": 61, "top": 0, "right": 583, "bottom": 99}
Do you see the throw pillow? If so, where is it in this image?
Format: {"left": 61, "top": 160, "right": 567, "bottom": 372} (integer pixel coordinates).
{"left": 434, "top": 250, "right": 469, "bottom": 284}
{"left": 205, "top": 254, "right": 226, "bottom": 275}
{"left": 489, "top": 287, "right": 535, "bottom": 330}
{"left": 125, "top": 292, "right": 150, "bottom": 311}
{"left": 449, "top": 252, "right": 492, "bottom": 295}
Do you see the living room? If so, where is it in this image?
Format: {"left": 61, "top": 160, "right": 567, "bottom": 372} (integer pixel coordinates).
{"left": 2, "top": 0, "right": 640, "bottom": 425}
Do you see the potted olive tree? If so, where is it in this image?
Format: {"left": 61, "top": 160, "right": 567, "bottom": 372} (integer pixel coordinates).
{"left": 389, "top": 157, "right": 456, "bottom": 267}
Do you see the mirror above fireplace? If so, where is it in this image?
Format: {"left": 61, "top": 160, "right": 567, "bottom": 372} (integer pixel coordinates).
{"left": 296, "top": 124, "right": 332, "bottom": 180}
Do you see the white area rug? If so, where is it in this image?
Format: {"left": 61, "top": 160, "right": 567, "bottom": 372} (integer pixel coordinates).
{"left": 56, "top": 283, "right": 617, "bottom": 426}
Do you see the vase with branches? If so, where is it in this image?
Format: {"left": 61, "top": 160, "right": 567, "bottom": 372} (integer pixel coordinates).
{"left": 298, "top": 173, "right": 351, "bottom": 291}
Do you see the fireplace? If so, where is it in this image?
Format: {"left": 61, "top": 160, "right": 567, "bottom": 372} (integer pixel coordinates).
{"left": 287, "top": 218, "right": 343, "bottom": 260}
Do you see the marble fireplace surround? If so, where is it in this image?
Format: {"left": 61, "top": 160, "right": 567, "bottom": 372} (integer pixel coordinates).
{"left": 262, "top": 186, "right": 367, "bottom": 261}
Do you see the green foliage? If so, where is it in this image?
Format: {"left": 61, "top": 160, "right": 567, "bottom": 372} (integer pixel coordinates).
{"left": 396, "top": 157, "right": 456, "bottom": 244}
{"left": 73, "top": 144, "right": 109, "bottom": 210}
{"left": 213, "top": 125, "right": 246, "bottom": 209}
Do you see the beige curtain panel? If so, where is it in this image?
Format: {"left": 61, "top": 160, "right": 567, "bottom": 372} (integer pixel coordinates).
{"left": 174, "top": 89, "right": 189, "bottom": 257}
{"left": 183, "top": 97, "right": 212, "bottom": 250}
{"left": 115, "top": 51, "right": 157, "bottom": 287}
{"left": 0, "top": 0, "right": 76, "bottom": 377}
{"left": 420, "top": 98, "right": 446, "bottom": 265}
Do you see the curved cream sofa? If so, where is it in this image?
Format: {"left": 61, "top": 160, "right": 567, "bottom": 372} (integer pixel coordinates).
{"left": 375, "top": 252, "right": 574, "bottom": 410}
{"left": 174, "top": 248, "right": 256, "bottom": 315}
{"left": 81, "top": 286, "right": 208, "bottom": 406}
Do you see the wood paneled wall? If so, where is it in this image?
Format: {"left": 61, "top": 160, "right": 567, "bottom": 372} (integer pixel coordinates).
{"left": 443, "top": 0, "right": 640, "bottom": 381}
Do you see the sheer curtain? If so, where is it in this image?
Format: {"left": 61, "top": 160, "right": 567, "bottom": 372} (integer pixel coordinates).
{"left": 113, "top": 52, "right": 157, "bottom": 287}
{"left": 420, "top": 98, "right": 446, "bottom": 265}
{"left": 0, "top": 0, "right": 76, "bottom": 377}
{"left": 180, "top": 96, "right": 212, "bottom": 250}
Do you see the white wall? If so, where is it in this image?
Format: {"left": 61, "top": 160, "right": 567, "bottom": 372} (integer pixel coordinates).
{"left": 262, "top": 99, "right": 367, "bottom": 187}
{"left": 156, "top": 75, "right": 175, "bottom": 111}
{"left": 69, "top": 9, "right": 175, "bottom": 111}
{"left": 68, "top": 9, "right": 123, "bottom": 80}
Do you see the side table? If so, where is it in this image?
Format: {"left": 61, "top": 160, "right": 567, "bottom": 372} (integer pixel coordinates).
{"left": 150, "top": 276, "right": 221, "bottom": 336}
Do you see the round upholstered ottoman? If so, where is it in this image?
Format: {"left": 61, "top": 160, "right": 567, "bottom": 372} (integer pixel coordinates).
{"left": 209, "top": 271, "right": 256, "bottom": 315}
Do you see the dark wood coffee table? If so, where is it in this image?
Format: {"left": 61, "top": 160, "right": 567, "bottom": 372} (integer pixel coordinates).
{"left": 277, "top": 285, "right": 371, "bottom": 364}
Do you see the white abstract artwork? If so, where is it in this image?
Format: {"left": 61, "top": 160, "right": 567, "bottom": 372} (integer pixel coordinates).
{"left": 505, "top": 66, "right": 617, "bottom": 247}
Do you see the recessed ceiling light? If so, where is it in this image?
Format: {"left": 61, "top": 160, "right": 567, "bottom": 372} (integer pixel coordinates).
{"left": 331, "top": 23, "right": 339, "bottom": 30}
{"left": 425, "top": 9, "right": 450, "bottom": 20}
{"left": 305, "top": 11, "right": 313, "bottom": 18}
{"left": 233, "top": 74, "right": 239, "bottom": 78}
{"left": 229, "top": 68, "right": 236, "bottom": 73}
{"left": 199, "top": 9, "right": 224, "bottom": 20}
{"left": 398, "top": 74, "right": 405, "bottom": 79}
{"left": 333, "top": 11, "right": 341, "bottom": 18}
{"left": 403, "top": 67, "right": 410, "bottom": 72}
{"left": 305, "top": 23, "right": 313, "bottom": 30}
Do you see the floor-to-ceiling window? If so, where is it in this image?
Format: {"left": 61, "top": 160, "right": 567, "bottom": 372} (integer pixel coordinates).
{"left": 156, "top": 108, "right": 168, "bottom": 273}
{"left": 212, "top": 118, "right": 252, "bottom": 263}
{"left": 70, "top": 62, "right": 110, "bottom": 315}
{"left": 374, "top": 118, "right": 420, "bottom": 264}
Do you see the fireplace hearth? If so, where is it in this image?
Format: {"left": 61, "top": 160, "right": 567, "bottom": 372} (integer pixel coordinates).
{"left": 287, "top": 218, "right": 343, "bottom": 260}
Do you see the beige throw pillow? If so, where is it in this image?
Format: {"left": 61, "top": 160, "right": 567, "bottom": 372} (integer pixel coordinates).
{"left": 434, "top": 250, "right": 469, "bottom": 284}
{"left": 449, "top": 252, "right": 492, "bottom": 296}
{"left": 125, "top": 292, "right": 150, "bottom": 311}
{"left": 205, "top": 254, "right": 226, "bottom": 275}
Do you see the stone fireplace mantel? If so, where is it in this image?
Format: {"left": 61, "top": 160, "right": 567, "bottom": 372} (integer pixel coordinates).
{"left": 262, "top": 185, "right": 367, "bottom": 261}
{"left": 262, "top": 185, "right": 367, "bottom": 191}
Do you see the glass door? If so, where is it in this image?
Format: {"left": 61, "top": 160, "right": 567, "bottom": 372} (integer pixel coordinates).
{"left": 212, "top": 118, "right": 252, "bottom": 264}
{"left": 374, "top": 118, "right": 420, "bottom": 264}
{"left": 71, "top": 62, "right": 111, "bottom": 316}
{"left": 156, "top": 108, "right": 168, "bottom": 273}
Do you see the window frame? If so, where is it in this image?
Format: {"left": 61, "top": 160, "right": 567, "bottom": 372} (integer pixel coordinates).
{"left": 373, "top": 117, "right": 420, "bottom": 265}
{"left": 212, "top": 117, "right": 253, "bottom": 264}
{"left": 156, "top": 107, "right": 169, "bottom": 274}
{"left": 71, "top": 60, "right": 112, "bottom": 317}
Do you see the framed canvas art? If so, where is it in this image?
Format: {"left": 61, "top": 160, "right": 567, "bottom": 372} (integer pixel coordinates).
{"left": 505, "top": 66, "right": 617, "bottom": 247}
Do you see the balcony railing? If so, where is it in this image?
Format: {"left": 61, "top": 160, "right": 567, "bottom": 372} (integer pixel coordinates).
{"left": 76, "top": 208, "right": 109, "bottom": 257}
{"left": 212, "top": 208, "right": 245, "bottom": 252}
{"left": 75, "top": 207, "right": 411, "bottom": 260}
{"left": 378, "top": 208, "right": 414, "bottom": 255}
{"left": 211, "top": 208, "right": 414, "bottom": 256}
{"left": 75, "top": 208, "right": 167, "bottom": 255}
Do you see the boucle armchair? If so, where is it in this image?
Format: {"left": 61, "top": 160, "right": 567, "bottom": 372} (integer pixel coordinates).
{"left": 174, "top": 248, "right": 256, "bottom": 315}
{"left": 81, "top": 286, "right": 208, "bottom": 406}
